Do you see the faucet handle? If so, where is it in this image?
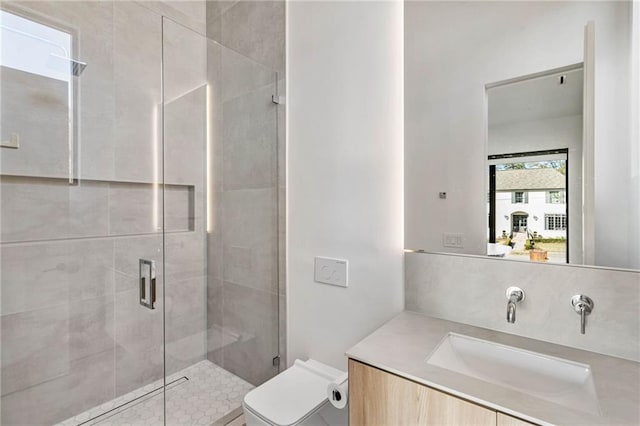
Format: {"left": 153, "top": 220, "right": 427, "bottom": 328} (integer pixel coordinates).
{"left": 571, "top": 295, "right": 594, "bottom": 334}
{"left": 506, "top": 286, "right": 525, "bottom": 302}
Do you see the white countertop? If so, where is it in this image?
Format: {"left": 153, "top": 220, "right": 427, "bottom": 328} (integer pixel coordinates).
{"left": 346, "top": 311, "right": 640, "bottom": 425}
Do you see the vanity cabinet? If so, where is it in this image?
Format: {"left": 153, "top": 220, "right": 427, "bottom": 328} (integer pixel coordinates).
{"left": 497, "top": 413, "right": 537, "bottom": 426}
{"left": 349, "top": 360, "right": 537, "bottom": 426}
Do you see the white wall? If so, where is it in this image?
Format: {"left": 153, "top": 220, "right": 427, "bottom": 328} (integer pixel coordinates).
{"left": 287, "top": 0, "right": 404, "bottom": 370}
{"left": 405, "top": 1, "right": 637, "bottom": 269}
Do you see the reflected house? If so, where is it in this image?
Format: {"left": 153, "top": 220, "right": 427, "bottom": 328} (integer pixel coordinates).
{"left": 495, "top": 168, "right": 567, "bottom": 239}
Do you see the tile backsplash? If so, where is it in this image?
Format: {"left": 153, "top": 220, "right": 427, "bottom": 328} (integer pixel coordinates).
{"left": 405, "top": 252, "right": 640, "bottom": 361}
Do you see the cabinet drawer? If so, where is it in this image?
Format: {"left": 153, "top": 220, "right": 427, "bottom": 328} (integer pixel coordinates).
{"left": 349, "top": 359, "right": 496, "bottom": 425}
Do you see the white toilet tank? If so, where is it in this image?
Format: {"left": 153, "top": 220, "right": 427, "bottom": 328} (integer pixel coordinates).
{"left": 242, "top": 359, "right": 348, "bottom": 426}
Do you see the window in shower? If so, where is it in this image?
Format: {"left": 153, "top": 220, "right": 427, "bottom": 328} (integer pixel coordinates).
{"left": 0, "top": 9, "right": 72, "bottom": 81}
{"left": 0, "top": 9, "right": 81, "bottom": 181}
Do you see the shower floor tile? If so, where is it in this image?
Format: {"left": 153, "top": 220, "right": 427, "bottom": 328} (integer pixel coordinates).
{"left": 57, "top": 360, "right": 253, "bottom": 426}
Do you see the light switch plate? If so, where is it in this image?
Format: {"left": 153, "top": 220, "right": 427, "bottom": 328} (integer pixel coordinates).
{"left": 314, "top": 257, "right": 348, "bottom": 288}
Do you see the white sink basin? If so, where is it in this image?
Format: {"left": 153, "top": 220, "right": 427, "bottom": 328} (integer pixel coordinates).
{"left": 426, "top": 333, "right": 600, "bottom": 415}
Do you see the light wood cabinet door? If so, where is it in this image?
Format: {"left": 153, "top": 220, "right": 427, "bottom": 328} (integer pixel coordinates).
{"left": 497, "top": 413, "right": 538, "bottom": 426}
{"left": 349, "top": 359, "right": 496, "bottom": 426}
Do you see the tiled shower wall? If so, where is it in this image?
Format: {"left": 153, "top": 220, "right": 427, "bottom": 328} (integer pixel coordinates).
{"left": 204, "top": 0, "right": 286, "bottom": 385}
{"left": 0, "top": 2, "right": 285, "bottom": 424}
{"left": 0, "top": 2, "right": 208, "bottom": 424}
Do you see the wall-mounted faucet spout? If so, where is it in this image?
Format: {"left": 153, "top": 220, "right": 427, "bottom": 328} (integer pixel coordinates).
{"left": 505, "top": 286, "right": 525, "bottom": 323}
{"left": 507, "top": 297, "right": 517, "bottom": 323}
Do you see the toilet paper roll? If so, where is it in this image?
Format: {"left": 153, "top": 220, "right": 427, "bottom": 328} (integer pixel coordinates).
{"left": 327, "top": 372, "right": 348, "bottom": 409}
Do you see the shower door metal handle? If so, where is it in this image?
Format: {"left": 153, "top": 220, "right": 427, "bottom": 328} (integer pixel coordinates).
{"left": 139, "top": 259, "right": 156, "bottom": 310}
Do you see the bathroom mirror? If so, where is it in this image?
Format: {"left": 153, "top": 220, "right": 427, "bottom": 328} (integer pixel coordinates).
{"left": 487, "top": 66, "right": 582, "bottom": 265}
{"left": 405, "top": 1, "right": 639, "bottom": 271}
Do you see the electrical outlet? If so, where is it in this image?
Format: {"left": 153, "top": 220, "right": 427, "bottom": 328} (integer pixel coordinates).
{"left": 443, "top": 233, "right": 464, "bottom": 248}
{"left": 314, "top": 257, "right": 348, "bottom": 288}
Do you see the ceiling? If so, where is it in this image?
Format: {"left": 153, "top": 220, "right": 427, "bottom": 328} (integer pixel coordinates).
{"left": 488, "top": 68, "right": 583, "bottom": 126}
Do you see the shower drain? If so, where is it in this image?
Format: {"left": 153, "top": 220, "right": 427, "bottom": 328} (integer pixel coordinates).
{"left": 78, "top": 376, "right": 189, "bottom": 426}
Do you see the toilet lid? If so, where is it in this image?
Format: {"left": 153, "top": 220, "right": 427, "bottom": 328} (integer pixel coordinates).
{"left": 244, "top": 360, "right": 341, "bottom": 426}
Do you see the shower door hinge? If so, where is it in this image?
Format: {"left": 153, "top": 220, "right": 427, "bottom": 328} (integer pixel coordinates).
{"left": 272, "top": 355, "right": 281, "bottom": 367}
{"left": 271, "top": 95, "right": 285, "bottom": 105}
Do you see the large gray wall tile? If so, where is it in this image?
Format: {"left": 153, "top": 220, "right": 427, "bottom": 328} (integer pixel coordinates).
{"left": 1, "top": 304, "right": 70, "bottom": 396}
{"left": 164, "top": 85, "right": 207, "bottom": 186}
{"left": 222, "top": 84, "right": 277, "bottom": 191}
{"left": 162, "top": 17, "right": 207, "bottom": 105}
{"left": 108, "top": 182, "right": 161, "bottom": 235}
{"left": 220, "top": 281, "right": 278, "bottom": 385}
{"left": 1, "top": 350, "right": 115, "bottom": 426}
{"left": 0, "top": 177, "right": 109, "bottom": 243}
{"left": 207, "top": 226, "right": 224, "bottom": 280}
{"left": 141, "top": 1, "right": 206, "bottom": 34}
{"left": 207, "top": 277, "right": 224, "bottom": 325}
{"left": 112, "top": 84, "right": 162, "bottom": 183}
{"left": 206, "top": 41, "right": 225, "bottom": 193}
{"left": 221, "top": 188, "right": 277, "bottom": 293}
{"left": 1, "top": 239, "right": 114, "bottom": 315}
{"left": 114, "top": 287, "right": 164, "bottom": 396}
{"left": 219, "top": 1, "right": 285, "bottom": 75}
{"left": 165, "top": 232, "right": 206, "bottom": 282}
{"left": 162, "top": 0, "right": 206, "bottom": 26}
{"left": 1, "top": 177, "right": 193, "bottom": 241}
{"left": 69, "top": 296, "right": 115, "bottom": 361}
{"left": 221, "top": 48, "right": 274, "bottom": 103}
{"left": 113, "top": 2, "right": 162, "bottom": 183}
{"left": 165, "top": 277, "right": 206, "bottom": 374}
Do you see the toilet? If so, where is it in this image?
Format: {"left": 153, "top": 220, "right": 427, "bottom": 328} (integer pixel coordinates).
{"left": 242, "top": 359, "right": 348, "bottom": 426}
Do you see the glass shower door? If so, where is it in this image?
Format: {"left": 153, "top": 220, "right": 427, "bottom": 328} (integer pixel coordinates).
{"left": 1, "top": 4, "right": 280, "bottom": 424}
{"left": 0, "top": 2, "right": 167, "bottom": 424}
{"left": 162, "top": 17, "right": 280, "bottom": 425}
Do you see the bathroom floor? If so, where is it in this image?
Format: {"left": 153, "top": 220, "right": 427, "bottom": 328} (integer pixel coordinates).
{"left": 56, "top": 360, "right": 253, "bottom": 426}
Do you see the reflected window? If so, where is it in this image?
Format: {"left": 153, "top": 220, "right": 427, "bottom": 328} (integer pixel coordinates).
{"left": 488, "top": 152, "right": 569, "bottom": 264}
{"left": 512, "top": 191, "right": 528, "bottom": 204}
{"left": 547, "top": 190, "right": 566, "bottom": 204}
{"left": 545, "top": 214, "right": 567, "bottom": 231}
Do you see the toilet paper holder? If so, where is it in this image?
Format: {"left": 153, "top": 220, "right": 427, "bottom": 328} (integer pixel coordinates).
{"left": 327, "top": 373, "right": 349, "bottom": 409}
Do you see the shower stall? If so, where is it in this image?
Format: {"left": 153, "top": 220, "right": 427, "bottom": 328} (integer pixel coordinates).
{"left": 0, "top": 2, "right": 282, "bottom": 425}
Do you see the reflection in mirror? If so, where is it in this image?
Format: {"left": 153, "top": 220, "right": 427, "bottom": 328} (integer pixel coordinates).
{"left": 404, "top": 1, "right": 639, "bottom": 271}
{"left": 487, "top": 67, "right": 582, "bottom": 265}
{"left": 0, "top": 9, "right": 79, "bottom": 182}
{"left": 488, "top": 154, "right": 569, "bottom": 264}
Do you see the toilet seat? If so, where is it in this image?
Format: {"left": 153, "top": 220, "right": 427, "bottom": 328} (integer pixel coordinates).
{"left": 243, "top": 359, "right": 344, "bottom": 426}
